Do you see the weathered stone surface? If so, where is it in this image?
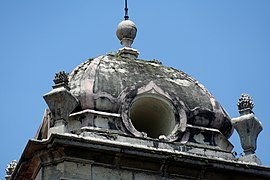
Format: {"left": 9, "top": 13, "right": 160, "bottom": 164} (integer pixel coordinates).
{"left": 37, "top": 161, "right": 92, "bottom": 180}
{"left": 68, "top": 54, "right": 233, "bottom": 139}
{"left": 92, "top": 166, "right": 132, "bottom": 180}
{"left": 43, "top": 86, "right": 79, "bottom": 135}
{"left": 232, "top": 94, "right": 263, "bottom": 165}
{"left": 232, "top": 114, "right": 262, "bottom": 155}
{"left": 239, "top": 154, "right": 262, "bottom": 165}
{"left": 44, "top": 87, "right": 79, "bottom": 122}
{"left": 10, "top": 134, "right": 270, "bottom": 180}
{"left": 9, "top": 9, "right": 269, "bottom": 180}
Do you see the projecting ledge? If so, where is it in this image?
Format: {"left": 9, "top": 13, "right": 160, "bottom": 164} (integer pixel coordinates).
{"left": 184, "top": 124, "right": 234, "bottom": 152}
{"left": 11, "top": 133, "right": 270, "bottom": 180}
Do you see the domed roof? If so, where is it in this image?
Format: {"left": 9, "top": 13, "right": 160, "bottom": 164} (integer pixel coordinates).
{"left": 68, "top": 54, "right": 233, "bottom": 138}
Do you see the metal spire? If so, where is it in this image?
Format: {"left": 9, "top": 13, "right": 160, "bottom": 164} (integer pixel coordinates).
{"left": 124, "top": 0, "right": 129, "bottom": 20}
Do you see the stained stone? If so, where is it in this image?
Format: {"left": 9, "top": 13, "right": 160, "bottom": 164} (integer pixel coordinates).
{"left": 8, "top": 8, "right": 270, "bottom": 180}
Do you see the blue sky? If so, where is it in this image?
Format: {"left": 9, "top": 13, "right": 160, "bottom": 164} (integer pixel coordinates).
{"left": 1, "top": 0, "right": 270, "bottom": 177}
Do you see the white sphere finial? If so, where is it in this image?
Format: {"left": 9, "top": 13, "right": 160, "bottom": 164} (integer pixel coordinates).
{"left": 116, "top": 19, "right": 137, "bottom": 48}
{"left": 116, "top": 0, "right": 139, "bottom": 59}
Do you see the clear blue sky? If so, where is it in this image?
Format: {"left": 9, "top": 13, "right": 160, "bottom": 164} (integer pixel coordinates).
{"left": 1, "top": 0, "right": 270, "bottom": 177}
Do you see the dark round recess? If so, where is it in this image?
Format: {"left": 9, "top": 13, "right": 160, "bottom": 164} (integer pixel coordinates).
{"left": 129, "top": 95, "right": 176, "bottom": 138}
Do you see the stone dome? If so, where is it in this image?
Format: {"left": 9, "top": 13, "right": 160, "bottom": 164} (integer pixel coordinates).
{"left": 68, "top": 54, "right": 233, "bottom": 139}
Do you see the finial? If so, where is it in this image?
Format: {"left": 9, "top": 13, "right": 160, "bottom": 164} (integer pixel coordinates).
{"left": 124, "top": 0, "right": 129, "bottom": 20}
{"left": 232, "top": 93, "right": 263, "bottom": 165}
{"left": 237, "top": 93, "right": 254, "bottom": 115}
{"left": 53, "top": 71, "right": 69, "bottom": 90}
{"left": 116, "top": 20, "right": 137, "bottom": 48}
{"left": 117, "top": 0, "right": 137, "bottom": 48}
{"left": 5, "top": 160, "right": 17, "bottom": 180}
{"left": 116, "top": 0, "right": 139, "bottom": 58}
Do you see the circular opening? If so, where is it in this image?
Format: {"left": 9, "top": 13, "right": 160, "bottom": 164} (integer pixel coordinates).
{"left": 129, "top": 95, "right": 176, "bottom": 138}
